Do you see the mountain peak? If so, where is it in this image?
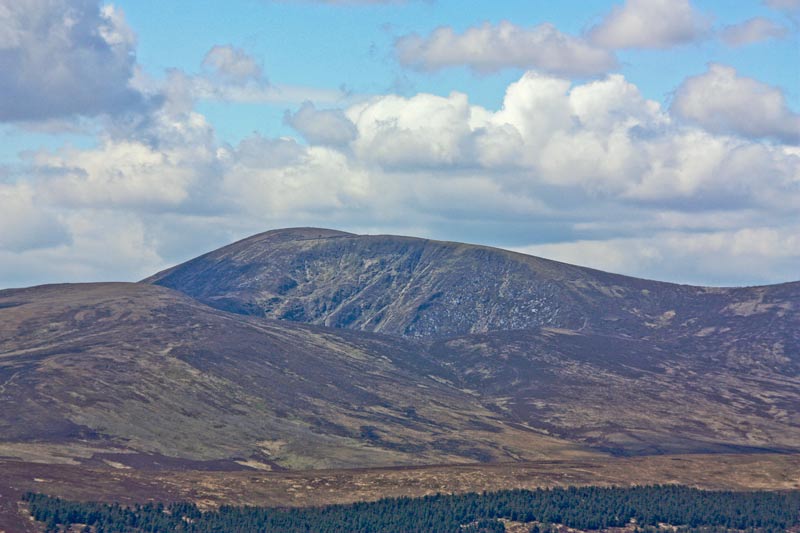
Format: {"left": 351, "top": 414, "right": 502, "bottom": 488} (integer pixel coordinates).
{"left": 229, "top": 227, "right": 355, "bottom": 246}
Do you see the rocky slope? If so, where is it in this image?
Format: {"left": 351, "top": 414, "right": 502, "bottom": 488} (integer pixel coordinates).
{"left": 145, "top": 228, "right": 799, "bottom": 370}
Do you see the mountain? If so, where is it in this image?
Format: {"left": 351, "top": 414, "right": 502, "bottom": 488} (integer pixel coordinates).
{"left": 145, "top": 228, "right": 799, "bottom": 370}
{"left": 1, "top": 228, "right": 798, "bottom": 471}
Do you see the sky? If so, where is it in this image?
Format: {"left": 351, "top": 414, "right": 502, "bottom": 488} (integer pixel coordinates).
{"left": 0, "top": 0, "right": 798, "bottom": 288}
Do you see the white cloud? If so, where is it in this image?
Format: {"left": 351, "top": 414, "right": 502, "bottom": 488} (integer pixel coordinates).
{"left": 4, "top": 68, "right": 799, "bottom": 288}
{"left": 589, "top": 0, "right": 712, "bottom": 49}
{"left": 221, "top": 140, "right": 372, "bottom": 217}
{"left": 721, "top": 17, "right": 788, "bottom": 46}
{"left": 285, "top": 102, "right": 358, "bottom": 146}
{"left": 0, "top": 0, "right": 147, "bottom": 121}
{"left": 516, "top": 226, "right": 800, "bottom": 286}
{"left": 344, "top": 71, "right": 795, "bottom": 206}
{"left": 395, "top": 21, "right": 618, "bottom": 77}
{"left": 0, "top": 183, "right": 69, "bottom": 252}
{"left": 347, "top": 91, "right": 475, "bottom": 168}
{"left": 621, "top": 129, "right": 800, "bottom": 206}
{"left": 0, "top": 210, "right": 166, "bottom": 287}
{"left": 35, "top": 140, "right": 195, "bottom": 208}
{"left": 672, "top": 64, "right": 800, "bottom": 143}
{"left": 335, "top": 71, "right": 798, "bottom": 210}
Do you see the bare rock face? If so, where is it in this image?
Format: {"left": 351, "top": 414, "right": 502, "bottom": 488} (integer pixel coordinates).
{"left": 147, "top": 228, "right": 583, "bottom": 337}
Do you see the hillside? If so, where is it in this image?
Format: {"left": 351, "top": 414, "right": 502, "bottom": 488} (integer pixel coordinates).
{"left": 0, "top": 282, "right": 589, "bottom": 469}
{"left": 0, "top": 228, "right": 798, "bottom": 469}
{"left": 144, "top": 229, "right": 800, "bottom": 374}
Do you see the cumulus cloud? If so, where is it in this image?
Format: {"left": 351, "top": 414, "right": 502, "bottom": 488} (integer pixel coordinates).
{"left": 672, "top": 64, "right": 800, "bottom": 143}
{"left": 346, "top": 74, "right": 645, "bottom": 192}
{"left": 344, "top": 71, "right": 799, "bottom": 212}
{"left": 395, "top": 21, "right": 618, "bottom": 76}
{"left": 285, "top": 102, "right": 358, "bottom": 146}
{"left": 589, "top": 0, "right": 712, "bottom": 49}
{"left": 347, "top": 91, "right": 474, "bottom": 168}
{"left": 221, "top": 141, "right": 372, "bottom": 218}
{"left": 721, "top": 17, "right": 788, "bottom": 46}
{"left": 5, "top": 66, "right": 799, "bottom": 288}
{"left": 0, "top": 0, "right": 147, "bottom": 122}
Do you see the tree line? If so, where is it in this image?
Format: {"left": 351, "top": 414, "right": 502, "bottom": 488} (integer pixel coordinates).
{"left": 23, "top": 484, "right": 800, "bottom": 533}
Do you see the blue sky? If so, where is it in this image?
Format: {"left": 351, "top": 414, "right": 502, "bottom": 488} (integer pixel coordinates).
{"left": 0, "top": 0, "right": 798, "bottom": 287}
{"left": 110, "top": 0, "right": 799, "bottom": 138}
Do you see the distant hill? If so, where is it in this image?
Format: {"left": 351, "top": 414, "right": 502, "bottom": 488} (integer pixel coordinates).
{"left": 0, "top": 228, "right": 797, "bottom": 470}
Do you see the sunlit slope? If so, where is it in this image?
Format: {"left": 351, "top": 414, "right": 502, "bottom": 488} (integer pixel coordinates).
{"left": 0, "top": 282, "right": 589, "bottom": 468}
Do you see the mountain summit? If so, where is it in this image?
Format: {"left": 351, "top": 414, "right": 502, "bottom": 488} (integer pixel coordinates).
{"left": 145, "top": 228, "right": 799, "bottom": 362}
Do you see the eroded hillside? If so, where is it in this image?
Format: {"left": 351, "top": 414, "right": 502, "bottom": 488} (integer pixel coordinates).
{"left": 144, "top": 229, "right": 799, "bottom": 372}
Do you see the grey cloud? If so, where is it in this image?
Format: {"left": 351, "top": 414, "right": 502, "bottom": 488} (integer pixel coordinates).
{"left": 0, "top": 0, "right": 147, "bottom": 122}
{"left": 395, "top": 22, "right": 618, "bottom": 77}
{"left": 202, "top": 45, "right": 264, "bottom": 82}
{"left": 721, "top": 17, "right": 788, "bottom": 46}
{"left": 589, "top": 0, "right": 711, "bottom": 49}
{"left": 233, "top": 135, "right": 307, "bottom": 168}
{"left": 285, "top": 102, "right": 358, "bottom": 146}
